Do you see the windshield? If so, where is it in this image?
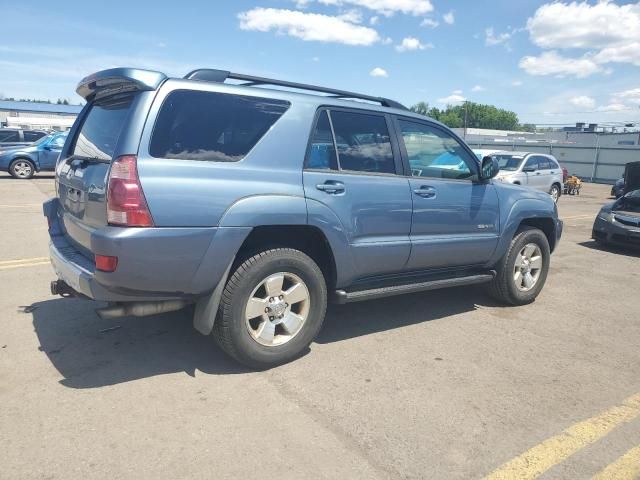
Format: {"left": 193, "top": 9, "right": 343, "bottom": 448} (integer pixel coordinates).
{"left": 33, "top": 134, "right": 54, "bottom": 146}
{"left": 495, "top": 155, "right": 524, "bottom": 171}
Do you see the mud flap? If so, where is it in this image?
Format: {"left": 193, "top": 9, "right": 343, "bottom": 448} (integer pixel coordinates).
{"left": 193, "top": 262, "right": 233, "bottom": 335}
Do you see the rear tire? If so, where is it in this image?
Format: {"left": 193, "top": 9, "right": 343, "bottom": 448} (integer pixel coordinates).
{"left": 550, "top": 184, "right": 561, "bottom": 203}
{"left": 213, "top": 248, "right": 327, "bottom": 369}
{"left": 9, "top": 159, "right": 35, "bottom": 179}
{"left": 488, "top": 226, "right": 550, "bottom": 306}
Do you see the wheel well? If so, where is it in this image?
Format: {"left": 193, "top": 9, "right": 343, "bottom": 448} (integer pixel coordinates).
{"left": 234, "top": 225, "right": 337, "bottom": 289}
{"left": 518, "top": 217, "right": 556, "bottom": 251}
{"left": 513, "top": 181, "right": 521, "bottom": 185}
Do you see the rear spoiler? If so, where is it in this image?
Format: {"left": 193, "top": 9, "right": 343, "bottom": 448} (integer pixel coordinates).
{"left": 76, "top": 68, "right": 167, "bottom": 101}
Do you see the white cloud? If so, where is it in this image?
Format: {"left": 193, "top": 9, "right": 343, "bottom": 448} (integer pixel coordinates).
{"left": 521, "top": 1, "right": 640, "bottom": 76}
{"left": 569, "top": 95, "right": 596, "bottom": 110}
{"left": 471, "top": 85, "right": 485, "bottom": 92}
{"left": 612, "top": 87, "right": 640, "bottom": 105}
{"left": 437, "top": 92, "right": 466, "bottom": 104}
{"left": 369, "top": 15, "right": 379, "bottom": 25}
{"left": 299, "top": 0, "right": 433, "bottom": 16}
{"left": 443, "top": 11, "right": 455, "bottom": 25}
{"left": 338, "top": 9, "right": 363, "bottom": 23}
{"left": 596, "top": 103, "right": 631, "bottom": 113}
{"left": 369, "top": 67, "right": 388, "bottom": 77}
{"left": 485, "top": 27, "right": 511, "bottom": 47}
{"left": 511, "top": 80, "right": 523, "bottom": 87}
{"left": 395, "top": 37, "right": 433, "bottom": 52}
{"left": 382, "top": 37, "right": 393, "bottom": 45}
{"left": 420, "top": 18, "right": 439, "bottom": 28}
{"left": 238, "top": 8, "right": 380, "bottom": 46}
{"left": 519, "top": 51, "right": 603, "bottom": 78}
{"left": 527, "top": 1, "right": 640, "bottom": 50}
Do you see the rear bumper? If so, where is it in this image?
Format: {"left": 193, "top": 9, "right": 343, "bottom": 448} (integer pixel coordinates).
{"left": 44, "top": 198, "right": 250, "bottom": 302}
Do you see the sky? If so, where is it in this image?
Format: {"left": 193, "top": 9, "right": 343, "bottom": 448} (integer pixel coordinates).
{"left": 1, "top": 0, "right": 640, "bottom": 126}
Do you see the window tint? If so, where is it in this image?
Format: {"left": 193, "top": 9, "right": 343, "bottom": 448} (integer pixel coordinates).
{"left": 0, "top": 130, "right": 19, "bottom": 142}
{"left": 150, "top": 90, "right": 290, "bottom": 162}
{"left": 329, "top": 111, "right": 395, "bottom": 174}
{"left": 24, "top": 131, "right": 45, "bottom": 142}
{"left": 307, "top": 111, "right": 338, "bottom": 170}
{"left": 547, "top": 158, "right": 559, "bottom": 170}
{"left": 72, "top": 95, "right": 134, "bottom": 161}
{"left": 537, "top": 157, "right": 551, "bottom": 170}
{"left": 397, "top": 120, "right": 477, "bottom": 180}
{"left": 524, "top": 157, "right": 539, "bottom": 170}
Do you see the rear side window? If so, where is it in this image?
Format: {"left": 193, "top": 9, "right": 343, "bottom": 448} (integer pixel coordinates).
{"left": 150, "top": 90, "right": 290, "bottom": 162}
{"left": 537, "top": 157, "right": 551, "bottom": 170}
{"left": 24, "top": 131, "right": 45, "bottom": 142}
{"left": 72, "top": 95, "right": 134, "bottom": 161}
{"left": 329, "top": 111, "right": 395, "bottom": 174}
{"left": 0, "top": 130, "right": 19, "bottom": 142}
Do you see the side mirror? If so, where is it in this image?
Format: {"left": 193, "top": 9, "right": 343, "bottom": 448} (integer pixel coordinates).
{"left": 522, "top": 165, "right": 536, "bottom": 173}
{"left": 480, "top": 156, "right": 499, "bottom": 180}
{"left": 43, "top": 145, "right": 52, "bottom": 151}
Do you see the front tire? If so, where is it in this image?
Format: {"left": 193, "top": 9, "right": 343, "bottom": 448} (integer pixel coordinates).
{"left": 213, "top": 248, "right": 327, "bottom": 369}
{"left": 9, "top": 159, "right": 35, "bottom": 179}
{"left": 488, "top": 226, "right": 550, "bottom": 306}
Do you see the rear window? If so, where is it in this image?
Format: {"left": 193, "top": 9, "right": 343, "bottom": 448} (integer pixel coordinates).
{"left": 149, "top": 90, "right": 290, "bottom": 162}
{"left": 72, "top": 96, "right": 134, "bottom": 161}
{"left": 0, "top": 130, "right": 19, "bottom": 142}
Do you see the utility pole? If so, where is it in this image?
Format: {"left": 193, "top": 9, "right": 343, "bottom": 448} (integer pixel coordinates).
{"left": 464, "top": 101, "right": 468, "bottom": 139}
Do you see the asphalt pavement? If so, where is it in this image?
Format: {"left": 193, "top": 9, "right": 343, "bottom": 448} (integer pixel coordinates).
{"left": 1, "top": 173, "right": 639, "bottom": 479}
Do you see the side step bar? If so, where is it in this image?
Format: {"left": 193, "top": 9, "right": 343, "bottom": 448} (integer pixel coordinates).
{"left": 334, "top": 272, "right": 495, "bottom": 304}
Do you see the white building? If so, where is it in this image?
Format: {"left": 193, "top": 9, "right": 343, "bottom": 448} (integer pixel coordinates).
{"left": 0, "top": 100, "right": 82, "bottom": 131}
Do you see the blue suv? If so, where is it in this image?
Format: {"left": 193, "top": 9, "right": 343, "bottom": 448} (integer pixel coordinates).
{"left": 44, "top": 68, "right": 562, "bottom": 368}
{"left": 1, "top": 131, "right": 68, "bottom": 179}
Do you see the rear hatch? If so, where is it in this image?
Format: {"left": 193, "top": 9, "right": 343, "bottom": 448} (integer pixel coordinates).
{"left": 57, "top": 95, "right": 135, "bottom": 256}
{"left": 56, "top": 69, "right": 166, "bottom": 258}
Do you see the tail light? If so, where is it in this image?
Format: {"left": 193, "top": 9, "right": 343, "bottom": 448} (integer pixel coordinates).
{"left": 107, "top": 155, "right": 154, "bottom": 227}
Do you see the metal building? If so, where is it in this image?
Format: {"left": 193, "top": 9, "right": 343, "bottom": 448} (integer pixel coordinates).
{"left": 0, "top": 100, "right": 82, "bottom": 130}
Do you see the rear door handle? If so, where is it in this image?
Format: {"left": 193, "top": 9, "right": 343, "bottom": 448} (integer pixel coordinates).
{"left": 316, "top": 181, "right": 345, "bottom": 194}
{"left": 413, "top": 186, "right": 436, "bottom": 198}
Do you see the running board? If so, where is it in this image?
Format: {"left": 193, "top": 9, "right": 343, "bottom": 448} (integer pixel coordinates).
{"left": 333, "top": 272, "right": 495, "bottom": 304}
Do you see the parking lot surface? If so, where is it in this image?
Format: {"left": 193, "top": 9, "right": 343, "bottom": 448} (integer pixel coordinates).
{"left": 1, "top": 173, "right": 639, "bottom": 479}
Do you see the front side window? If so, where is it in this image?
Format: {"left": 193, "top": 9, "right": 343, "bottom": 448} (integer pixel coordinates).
{"left": 50, "top": 135, "right": 67, "bottom": 148}
{"left": 329, "top": 111, "right": 395, "bottom": 174}
{"left": 397, "top": 119, "right": 476, "bottom": 180}
{"left": 150, "top": 90, "right": 290, "bottom": 162}
{"left": 524, "top": 157, "right": 539, "bottom": 171}
{"left": 307, "top": 110, "right": 338, "bottom": 170}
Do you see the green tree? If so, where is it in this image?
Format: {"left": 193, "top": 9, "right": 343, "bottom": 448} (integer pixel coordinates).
{"left": 409, "top": 100, "right": 525, "bottom": 131}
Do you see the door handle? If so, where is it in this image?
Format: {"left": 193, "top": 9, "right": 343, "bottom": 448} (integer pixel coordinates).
{"left": 316, "top": 181, "right": 345, "bottom": 194}
{"left": 535, "top": 172, "right": 541, "bottom": 175}
{"left": 413, "top": 186, "right": 436, "bottom": 198}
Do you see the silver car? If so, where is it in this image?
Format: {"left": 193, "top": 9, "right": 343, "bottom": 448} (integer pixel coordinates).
{"left": 491, "top": 151, "right": 564, "bottom": 203}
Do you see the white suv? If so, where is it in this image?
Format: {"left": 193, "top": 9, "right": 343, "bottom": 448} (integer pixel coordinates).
{"left": 491, "top": 151, "right": 564, "bottom": 203}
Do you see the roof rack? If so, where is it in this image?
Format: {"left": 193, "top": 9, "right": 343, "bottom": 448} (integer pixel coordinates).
{"left": 183, "top": 69, "right": 407, "bottom": 110}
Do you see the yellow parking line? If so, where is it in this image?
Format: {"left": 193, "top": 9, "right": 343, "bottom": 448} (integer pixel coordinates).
{"left": 0, "top": 257, "right": 48, "bottom": 266}
{"left": 0, "top": 261, "right": 50, "bottom": 271}
{"left": 484, "top": 393, "right": 640, "bottom": 480}
{"left": 592, "top": 444, "right": 640, "bottom": 480}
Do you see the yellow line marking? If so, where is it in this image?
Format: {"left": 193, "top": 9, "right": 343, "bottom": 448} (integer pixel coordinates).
{"left": 0, "top": 257, "right": 48, "bottom": 266}
{"left": 484, "top": 393, "right": 640, "bottom": 480}
{"left": 0, "top": 204, "right": 42, "bottom": 208}
{"left": 593, "top": 444, "right": 640, "bottom": 480}
{"left": 0, "top": 261, "right": 50, "bottom": 271}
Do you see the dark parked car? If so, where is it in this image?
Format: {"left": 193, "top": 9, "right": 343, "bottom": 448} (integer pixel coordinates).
{"left": 611, "top": 177, "right": 625, "bottom": 198}
{"left": 0, "top": 128, "right": 47, "bottom": 147}
{"left": 593, "top": 162, "right": 640, "bottom": 247}
{"left": 45, "top": 68, "right": 562, "bottom": 368}
{"left": 0, "top": 131, "right": 68, "bottom": 178}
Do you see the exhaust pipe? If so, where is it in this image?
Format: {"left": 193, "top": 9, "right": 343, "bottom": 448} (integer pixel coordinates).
{"left": 96, "top": 300, "right": 190, "bottom": 320}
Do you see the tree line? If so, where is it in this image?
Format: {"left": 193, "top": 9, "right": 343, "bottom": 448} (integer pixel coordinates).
{"left": 0, "top": 96, "right": 76, "bottom": 105}
{"left": 410, "top": 101, "right": 536, "bottom": 132}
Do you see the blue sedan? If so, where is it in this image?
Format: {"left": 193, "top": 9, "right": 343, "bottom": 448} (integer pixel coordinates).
{"left": 0, "top": 131, "right": 68, "bottom": 179}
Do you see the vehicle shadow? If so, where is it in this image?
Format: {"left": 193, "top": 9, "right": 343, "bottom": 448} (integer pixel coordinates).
{"left": 0, "top": 174, "right": 55, "bottom": 180}
{"left": 578, "top": 240, "right": 640, "bottom": 258}
{"left": 32, "top": 286, "right": 496, "bottom": 389}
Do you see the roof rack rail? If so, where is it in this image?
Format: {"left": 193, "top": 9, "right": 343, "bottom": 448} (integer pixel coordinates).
{"left": 183, "top": 69, "right": 407, "bottom": 110}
